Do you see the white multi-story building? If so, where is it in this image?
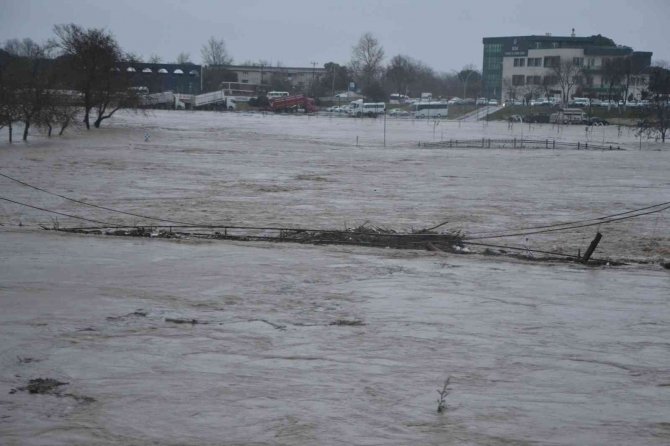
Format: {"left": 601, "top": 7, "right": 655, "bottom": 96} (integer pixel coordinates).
{"left": 482, "top": 33, "right": 652, "bottom": 102}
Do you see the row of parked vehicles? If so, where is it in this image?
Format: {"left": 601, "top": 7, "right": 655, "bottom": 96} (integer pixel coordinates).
{"left": 509, "top": 109, "right": 610, "bottom": 126}
{"left": 505, "top": 97, "right": 655, "bottom": 108}
{"left": 326, "top": 100, "right": 451, "bottom": 118}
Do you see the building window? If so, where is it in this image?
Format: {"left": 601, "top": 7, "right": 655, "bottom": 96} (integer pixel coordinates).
{"left": 573, "top": 57, "right": 583, "bottom": 67}
{"left": 587, "top": 58, "right": 595, "bottom": 67}
{"left": 535, "top": 42, "right": 541, "bottom": 49}
{"left": 552, "top": 42, "right": 559, "bottom": 48}
{"left": 526, "top": 75, "right": 541, "bottom": 85}
{"left": 513, "top": 58, "right": 525, "bottom": 67}
{"left": 544, "top": 56, "right": 560, "bottom": 68}
{"left": 512, "top": 75, "right": 525, "bottom": 86}
{"left": 543, "top": 75, "right": 558, "bottom": 86}
{"left": 527, "top": 58, "right": 541, "bottom": 67}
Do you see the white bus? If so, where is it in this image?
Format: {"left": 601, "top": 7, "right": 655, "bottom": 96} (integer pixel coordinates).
{"left": 267, "top": 91, "right": 290, "bottom": 100}
{"left": 411, "top": 102, "right": 449, "bottom": 118}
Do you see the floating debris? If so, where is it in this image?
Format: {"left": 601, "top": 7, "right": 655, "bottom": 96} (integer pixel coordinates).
{"left": 330, "top": 319, "right": 365, "bottom": 326}
{"left": 165, "top": 317, "right": 199, "bottom": 325}
{"left": 15, "top": 378, "right": 68, "bottom": 395}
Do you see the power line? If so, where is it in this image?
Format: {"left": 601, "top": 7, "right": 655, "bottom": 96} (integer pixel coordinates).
{"left": 2, "top": 170, "right": 667, "bottom": 242}
{"left": 464, "top": 201, "right": 670, "bottom": 237}
{"left": 463, "top": 204, "right": 670, "bottom": 240}
{"left": 0, "top": 170, "right": 201, "bottom": 226}
{"left": 0, "top": 196, "right": 114, "bottom": 226}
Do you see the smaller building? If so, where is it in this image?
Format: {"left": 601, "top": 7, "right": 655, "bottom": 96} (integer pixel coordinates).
{"left": 205, "top": 64, "right": 327, "bottom": 93}
{"left": 117, "top": 62, "right": 202, "bottom": 94}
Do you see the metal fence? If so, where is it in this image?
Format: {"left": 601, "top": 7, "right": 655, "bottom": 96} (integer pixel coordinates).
{"left": 420, "top": 138, "right": 625, "bottom": 151}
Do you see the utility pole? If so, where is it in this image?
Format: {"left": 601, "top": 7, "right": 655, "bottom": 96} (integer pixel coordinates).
{"left": 311, "top": 61, "right": 317, "bottom": 95}
{"left": 331, "top": 64, "right": 336, "bottom": 97}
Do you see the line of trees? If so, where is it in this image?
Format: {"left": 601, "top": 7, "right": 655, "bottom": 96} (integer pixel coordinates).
{"left": 307, "top": 33, "right": 482, "bottom": 102}
{"left": 1, "top": 24, "right": 145, "bottom": 142}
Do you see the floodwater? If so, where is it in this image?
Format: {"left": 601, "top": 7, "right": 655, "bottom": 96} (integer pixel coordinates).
{"left": 1, "top": 111, "right": 669, "bottom": 445}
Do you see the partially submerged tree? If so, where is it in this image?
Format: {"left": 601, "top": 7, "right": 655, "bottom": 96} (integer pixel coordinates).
{"left": 2, "top": 38, "right": 56, "bottom": 140}
{"left": 201, "top": 37, "right": 232, "bottom": 66}
{"left": 54, "top": 24, "right": 122, "bottom": 129}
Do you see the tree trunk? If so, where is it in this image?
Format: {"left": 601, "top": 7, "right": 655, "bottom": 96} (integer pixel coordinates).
{"left": 47, "top": 124, "right": 53, "bottom": 137}
{"left": 8, "top": 121, "right": 12, "bottom": 143}
{"left": 59, "top": 118, "right": 69, "bottom": 136}
{"left": 83, "top": 108, "right": 90, "bottom": 129}
{"left": 22, "top": 120, "right": 30, "bottom": 141}
{"left": 94, "top": 116, "right": 102, "bottom": 128}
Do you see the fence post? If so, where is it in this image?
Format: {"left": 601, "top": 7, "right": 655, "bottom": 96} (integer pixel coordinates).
{"left": 482, "top": 138, "right": 484, "bottom": 148}
{"left": 585, "top": 142, "right": 588, "bottom": 150}
{"left": 546, "top": 139, "right": 548, "bottom": 149}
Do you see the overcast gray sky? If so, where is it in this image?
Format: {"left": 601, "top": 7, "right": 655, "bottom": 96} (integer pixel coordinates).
{"left": 1, "top": 0, "right": 668, "bottom": 72}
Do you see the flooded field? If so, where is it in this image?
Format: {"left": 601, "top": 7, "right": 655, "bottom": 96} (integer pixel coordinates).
{"left": 1, "top": 111, "right": 669, "bottom": 445}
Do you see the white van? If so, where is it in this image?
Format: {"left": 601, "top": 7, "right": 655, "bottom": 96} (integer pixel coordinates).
{"left": 348, "top": 100, "right": 385, "bottom": 117}
{"left": 267, "top": 91, "right": 290, "bottom": 100}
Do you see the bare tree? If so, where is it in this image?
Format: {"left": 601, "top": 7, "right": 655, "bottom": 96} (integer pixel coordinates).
{"left": 201, "top": 37, "right": 232, "bottom": 66}
{"left": 175, "top": 52, "right": 191, "bottom": 64}
{"left": 53, "top": 24, "right": 122, "bottom": 129}
{"left": 3, "top": 38, "right": 56, "bottom": 140}
{"left": 147, "top": 54, "right": 162, "bottom": 64}
{"left": 92, "top": 70, "right": 140, "bottom": 128}
{"left": 457, "top": 65, "right": 481, "bottom": 99}
{"left": 639, "top": 66, "right": 670, "bottom": 143}
{"left": 502, "top": 77, "right": 519, "bottom": 102}
{"left": 548, "top": 59, "right": 581, "bottom": 104}
{"left": 602, "top": 58, "right": 625, "bottom": 106}
{"left": 350, "top": 33, "right": 384, "bottom": 92}
{"left": 0, "top": 60, "right": 19, "bottom": 142}
{"left": 386, "top": 55, "right": 416, "bottom": 95}
{"left": 125, "top": 52, "right": 144, "bottom": 63}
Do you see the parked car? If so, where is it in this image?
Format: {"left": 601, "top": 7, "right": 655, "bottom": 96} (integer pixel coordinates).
{"left": 460, "top": 98, "right": 476, "bottom": 104}
{"left": 487, "top": 99, "right": 499, "bottom": 106}
{"left": 504, "top": 99, "right": 524, "bottom": 106}
{"left": 598, "top": 100, "right": 619, "bottom": 108}
{"left": 476, "top": 97, "right": 488, "bottom": 105}
{"left": 388, "top": 108, "right": 410, "bottom": 117}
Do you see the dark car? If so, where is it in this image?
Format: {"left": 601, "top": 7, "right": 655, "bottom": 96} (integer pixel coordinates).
{"left": 588, "top": 117, "right": 609, "bottom": 126}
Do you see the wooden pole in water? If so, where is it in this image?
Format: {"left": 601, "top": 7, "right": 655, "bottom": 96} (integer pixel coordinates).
{"left": 581, "top": 232, "right": 603, "bottom": 264}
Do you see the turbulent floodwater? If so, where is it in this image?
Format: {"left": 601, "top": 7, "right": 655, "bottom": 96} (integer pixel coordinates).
{"left": 1, "top": 111, "right": 669, "bottom": 445}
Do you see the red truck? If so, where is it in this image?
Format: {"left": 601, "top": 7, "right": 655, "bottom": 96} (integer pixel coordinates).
{"left": 269, "top": 94, "right": 317, "bottom": 113}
